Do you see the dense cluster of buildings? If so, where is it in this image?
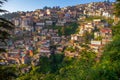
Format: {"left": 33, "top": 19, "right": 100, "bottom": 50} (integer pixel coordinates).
{"left": 70, "top": 19, "right": 112, "bottom": 57}
{"left": 0, "top": 1, "right": 117, "bottom": 65}
{"left": 0, "top": 27, "right": 67, "bottom": 65}
{"left": 13, "top": 1, "right": 114, "bottom": 30}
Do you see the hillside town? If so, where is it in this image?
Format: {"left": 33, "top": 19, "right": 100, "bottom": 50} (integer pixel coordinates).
{"left": 0, "top": 1, "right": 119, "bottom": 66}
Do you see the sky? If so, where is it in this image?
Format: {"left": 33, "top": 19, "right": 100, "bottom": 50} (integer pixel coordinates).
{"left": 2, "top": 0, "right": 115, "bottom": 12}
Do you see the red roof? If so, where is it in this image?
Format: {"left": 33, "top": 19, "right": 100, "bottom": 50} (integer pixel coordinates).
{"left": 101, "top": 28, "right": 112, "bottom": 33}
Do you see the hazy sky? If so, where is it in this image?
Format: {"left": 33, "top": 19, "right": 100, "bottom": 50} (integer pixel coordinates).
{"left": 2, "top": 0, "right": 115, "bottom": 12}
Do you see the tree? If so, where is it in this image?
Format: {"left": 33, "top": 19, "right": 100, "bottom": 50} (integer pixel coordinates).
{"left": 0, "top": 66, "right": 17, "bottom": 80}
{"left": 0, "top": 0, "right": 15, "bottom": 79}
{"left": 0, "top": 0, "right": 14, "bottom": 52}
{"left": 0, "top": 0, "right": 7, "bottom": 12}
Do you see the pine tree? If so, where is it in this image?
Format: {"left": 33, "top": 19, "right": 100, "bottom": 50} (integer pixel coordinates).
{"left": 0, "top": 0, "right": 14, "bottom": 52}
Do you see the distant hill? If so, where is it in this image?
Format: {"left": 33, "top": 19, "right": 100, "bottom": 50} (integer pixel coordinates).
{"left": 0, "top": 1, "right": 113, "bottom": 20}
{"left": 0, "top": 12, "right": 20, "bottom": 20}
